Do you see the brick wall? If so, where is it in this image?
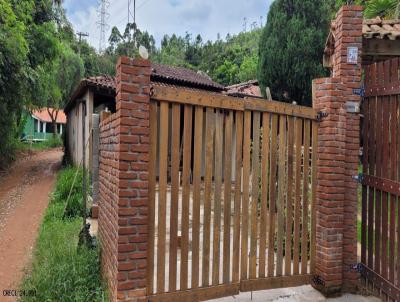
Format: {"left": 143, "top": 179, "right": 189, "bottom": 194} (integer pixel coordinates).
{"left": 98, "top": 57, "right": 151, "bottom": 302}
{"left": 312, "top": 5, "right": 363, "bottom": 296}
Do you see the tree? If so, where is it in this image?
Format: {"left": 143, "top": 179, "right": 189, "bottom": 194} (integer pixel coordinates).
{"left": 258, "top": 0, "right": 331, "bottom": 106}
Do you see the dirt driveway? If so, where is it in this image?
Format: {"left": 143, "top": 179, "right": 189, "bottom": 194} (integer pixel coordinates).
{"left": 0, "top": 149, "right": 62, "bottom": 300}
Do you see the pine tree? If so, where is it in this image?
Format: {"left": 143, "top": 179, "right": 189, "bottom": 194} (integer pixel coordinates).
{"left": 258, "top": 0, "right": 331, "bottom": 106}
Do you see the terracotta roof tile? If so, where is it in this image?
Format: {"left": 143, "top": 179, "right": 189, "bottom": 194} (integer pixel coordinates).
{"left": 363, "top": 17, "right": 400, "bottom": 40}
{"left": 32, "top": 108, "right": 66, "bottom": 124}
{"left": 226, "top": 80, "right": 262, "bottom": 97}
{"left": 80, "top": 63, "right": 223, "bottom": 93}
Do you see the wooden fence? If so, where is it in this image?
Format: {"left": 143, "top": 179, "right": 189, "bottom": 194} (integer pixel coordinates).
{"left": 147, "top": 84, "right": 318, "bottom": 302}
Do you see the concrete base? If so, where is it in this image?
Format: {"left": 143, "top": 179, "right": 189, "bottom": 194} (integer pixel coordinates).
{"left": 206, "top": 285, "right": 381, "bottom": 302}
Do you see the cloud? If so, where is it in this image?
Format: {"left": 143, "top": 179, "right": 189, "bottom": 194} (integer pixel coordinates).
{"left": 64, "top": 0, "right": 273, "bottom": 51}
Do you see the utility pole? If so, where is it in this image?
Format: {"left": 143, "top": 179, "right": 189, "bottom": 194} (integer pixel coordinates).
{"left": 77, "top": 31, "right": 89, "bottom": 56}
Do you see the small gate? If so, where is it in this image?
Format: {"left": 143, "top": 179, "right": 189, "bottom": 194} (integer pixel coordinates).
{"left": 147, "top": 85, "right": 318, "bottom": 302}
{"left": 361, "top": 58, "right": 400, "bottom": 301}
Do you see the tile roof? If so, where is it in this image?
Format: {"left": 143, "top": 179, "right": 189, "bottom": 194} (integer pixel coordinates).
{"left": 324, "top": 18, "right": 400, "bottom": 66}
{"left": 66, "top": 63, "right": 224, "bottom": 112}
{"left": 151, "top": 63, "right": 224, "bottom": 90}
{"left": 363, "top": 17, "right": 400, "bottom": 40}
{"left": 226, "top": 80, "right": 262, "bottom": 97}
{"left": 32, "top": 108, "right": 66, "bottom": 124}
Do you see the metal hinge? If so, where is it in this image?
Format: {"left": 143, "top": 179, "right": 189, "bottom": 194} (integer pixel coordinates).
{"left": 352, "top": 173, "right": 364, "bottom": 183}
{"left": 312, "top": 275, "right": 326, "bottom": 287}
{"left": 349, "top": 263, "right": 365, "bottom": 274}
{"left": 316, "top": 111, "right": 329, "bottom": 122}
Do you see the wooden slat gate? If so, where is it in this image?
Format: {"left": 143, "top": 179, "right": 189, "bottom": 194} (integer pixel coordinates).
{"left": 361, "top": 58, "right": 400, "bottom": 301}
{"left": 147, "top": 85, "right": 318, "bottom": 302}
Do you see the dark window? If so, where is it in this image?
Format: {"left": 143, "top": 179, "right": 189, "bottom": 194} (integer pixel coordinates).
{"left": 46, "top": 123, "right": 53, "bottom": 133}
{"left": 34, "top": 119, "right": 38, "bottom": 133}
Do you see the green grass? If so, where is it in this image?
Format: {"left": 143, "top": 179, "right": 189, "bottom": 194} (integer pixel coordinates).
{"left": 19, "top": 167, "right": 107, "bottom": 302}
{"left": 17, "top": 136, "right": 63, "bottom": 152}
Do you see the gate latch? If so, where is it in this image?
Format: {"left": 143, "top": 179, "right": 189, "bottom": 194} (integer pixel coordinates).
{"left": 317, "top": 111, "right": 329, "bottom": 122}
{"left": 352, "top": 173, "right": 364, "bottom": 183}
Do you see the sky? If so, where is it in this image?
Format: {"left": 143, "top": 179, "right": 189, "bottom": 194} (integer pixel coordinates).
{"left": 63, "top": 0, "right": 273, "bottom": 51}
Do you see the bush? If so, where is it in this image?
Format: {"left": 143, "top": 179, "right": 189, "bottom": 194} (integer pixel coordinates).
{"left": 19, "top": 167, "right": 107, "bottom": 302}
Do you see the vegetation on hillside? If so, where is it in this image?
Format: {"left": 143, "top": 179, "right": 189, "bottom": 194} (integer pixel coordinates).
{"left": 20, "top": 167, "right": 107, "bottom": 302}
{"left": 107, "top": 24, "right": 262, "bottom": 86}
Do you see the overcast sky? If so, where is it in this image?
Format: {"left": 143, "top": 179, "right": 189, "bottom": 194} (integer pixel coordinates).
{"left": 63, "top": 0, "right": 273, "bottom": 51}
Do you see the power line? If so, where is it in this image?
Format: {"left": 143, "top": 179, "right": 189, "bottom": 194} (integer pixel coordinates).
{"left": 96, "top": 0, "right": 110, "bottom": 53}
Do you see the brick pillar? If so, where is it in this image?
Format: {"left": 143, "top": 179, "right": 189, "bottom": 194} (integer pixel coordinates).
{"left": 312, "top": 5, "right": 363, "bottom": 296}
{"left": 332, "top": 6, "right": 363, "bottom": 292}
{"left": 313, "top": 78, "right": 346, "bottom": 295}
{"left": 99, "top": 57, "right": 151, "bottom": 302}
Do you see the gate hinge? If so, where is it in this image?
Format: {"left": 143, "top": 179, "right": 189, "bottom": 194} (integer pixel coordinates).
{"left": 312, "top": 275, "right": 326, "bottom": 287}
{"left": 352, "top": 173, "right": 364, "bottom": 183}
{"left": 316, "top": 111, "right": 329, "bottom": 122}
{"left": 349, "top": 263, "right": 365, "bottom": 274}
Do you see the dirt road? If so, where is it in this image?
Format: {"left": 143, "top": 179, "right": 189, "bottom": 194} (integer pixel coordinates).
{"left": 0, "top": 149, "right": 62, "bottom": 300}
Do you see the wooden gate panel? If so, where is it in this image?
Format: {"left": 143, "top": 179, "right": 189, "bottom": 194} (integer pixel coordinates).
{"left": 147, "top": 85, "right": 318, "bottom": 301}
{"left": 361, "top": 58, "right": 400, "bottom": 300}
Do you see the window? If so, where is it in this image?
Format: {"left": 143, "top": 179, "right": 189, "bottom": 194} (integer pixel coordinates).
{"left": 34, "top": 119, "right": 38, "bottom": 133}
{"left": 46, "top": 123, "right": 52, "bottom": 133}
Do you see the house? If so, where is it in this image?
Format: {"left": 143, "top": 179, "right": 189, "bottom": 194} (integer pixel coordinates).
{"left": 22, "top": 108, "right": 66, "bottom": 141}
{"left": 324, "top": 17, "right": 400, "bottom": 68}
{"left": 226, "top": 80, "right": 262, "bottom": 97}
{"left": 64, "top": 63, "right": 225, "bottom": 168}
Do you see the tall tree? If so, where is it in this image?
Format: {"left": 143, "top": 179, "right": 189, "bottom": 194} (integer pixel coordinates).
{"left": 258, "top": 0, "right": 331, "bottom": 106}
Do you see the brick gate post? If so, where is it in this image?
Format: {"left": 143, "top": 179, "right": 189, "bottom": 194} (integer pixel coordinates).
{"left": 312, "top": 5, "right": 363, "bottom": 296}
{"left": 99, "top": 56, "right": 151, "bottom": 302}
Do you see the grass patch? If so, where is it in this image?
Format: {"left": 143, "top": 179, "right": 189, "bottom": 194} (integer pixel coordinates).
{"left": 19, "top": 167, "right": 107, "bottom": 302}
{"left": 17, "top": 136, "right": 63, "bottom": 152}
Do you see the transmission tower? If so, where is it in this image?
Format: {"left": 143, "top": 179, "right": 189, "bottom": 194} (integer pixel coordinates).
{"left": 97, "top": 0, "right": 110, "bottom": 53}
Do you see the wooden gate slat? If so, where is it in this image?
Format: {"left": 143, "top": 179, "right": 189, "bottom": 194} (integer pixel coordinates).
{"left": 381, "top": 92, "right": 390, "bottom": 281}
{"left": 212, "top": 110, "right": 223, "bottom": 285}
{"left": 293, "top": 118, "right": 303, "bottom": 275}
{"left": 285, "top": 117, "right": 295, "bottom": 276}
{"left": 361, "top": 96, "right": 369, "bottom": 265}
{"left": 276, "top": 115, "right": 287, "bottom": 276}
{"left": 267, "top": 114, "right": 279, "bottom": 277}
{"left": 397, "top": 95, "right": 400, "bottom": 287}
{"left": 232, "top": 111, "right": 243, "bottom": 283}
{"left": 260, "top": 112, "right": 271, "bottom": 278}
{"left": 374, "top": 95, "right": 383, "bottom": 276}
{"left": 223, "top": 110, "right": 233, "bottom": 283}
{"left": 192, "top": 106, "right": 203, "bottom": 289}
{"left": 240, "top": 111, "right": 251, "bottom": 280}
{"left": 301, "top": 119, "right": 311, "bottom": 275}
{"left": 389, "top": 96, "right": 397, "bottom": 283}
{"left": 169, "top": 103, "right": 181, "bottom": 292}
{"left": 181, "top": 104, "right": 193, "bottom": 290}
{"left": 147, "top": 101, "right": 158, "bottom": 295}
{"left": 250, "top": 112, "right": 261, "bottom": 279}
{"left": 368, "top": 97, "right": 376, "bottom": 269}
{"left": 202, "top": 108, "right": 215, "bottom": 287}
{"left": 310, "top": 120, "right": 318, "bottom": 273}
{"left": 157, "top": 101, "right": 169, "bottom": 293}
